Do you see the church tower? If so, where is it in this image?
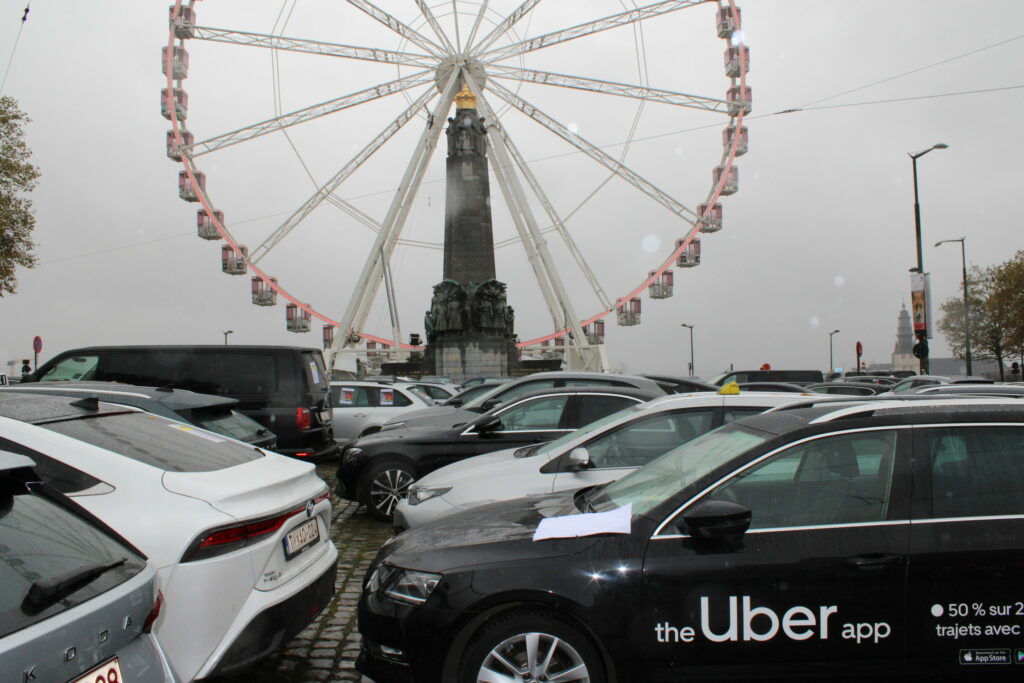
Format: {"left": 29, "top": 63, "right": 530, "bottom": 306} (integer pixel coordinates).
{"left": 891, "top": 304, "right": 917, "bottom": 373}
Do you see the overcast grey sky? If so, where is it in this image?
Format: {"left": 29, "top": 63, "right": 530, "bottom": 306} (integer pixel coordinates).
{"left": 1, "top": 1, "right": 1021, "bottom": 377}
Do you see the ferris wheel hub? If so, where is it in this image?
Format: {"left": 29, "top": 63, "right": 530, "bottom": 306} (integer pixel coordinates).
{"left": 435, "top": 56, "right": 487, "bottom": 94}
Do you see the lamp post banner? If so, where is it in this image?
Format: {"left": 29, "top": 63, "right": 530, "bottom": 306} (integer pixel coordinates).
{"left": 910, "top": 272, "right": 933, "bottom": 339}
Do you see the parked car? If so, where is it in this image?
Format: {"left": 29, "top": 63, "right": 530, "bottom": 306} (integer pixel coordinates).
{"left": 441, "top": 379, "right": 512, "bottom": 407}
{"left": 338, "top": 385, "right": 661, "bottom": 520}
{"left": 736, "top": 381, "right": 808, "bottom": 393}
{"left": 840, "top": 375, "right": 897, "bottom": 387}
{"left": 887, "top": 374, "right": 993, "bottom": 393}
{"left": 330, "top": 380, "right": 434, "bottom": 440}
{"left": 910, "top": 383, "right": 1024, "bottom": 397}
{"left": 0, "top": 380, "right": 278, "bottom": 449}
{"left": 24, "top": 345, "right": 337, "bottom": 461}
{"left": 398, "top": 381, "right": 460, "bottom": 403}
{"left": 807, "top": 381, "right": 885, "bottom": 396}
{"left": 708, "top": 369, "right": 824, "bottom": 385}
{"left": 0, "top": 450, "right": 177, "bottom": 682}
{"left": 380, "top": 371, "right": 671, "bottom": 431}
{"left": 0, "top": 393, "right": 338, "bottom": 681}
{"left": 357, "top": 396, "right": 1024, "bottom": 682}
{"left": 396, "top": 389, "right": 837, "bottom": 531}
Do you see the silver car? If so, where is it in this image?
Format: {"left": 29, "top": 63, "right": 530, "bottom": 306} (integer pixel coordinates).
{"left": 330, "top": 381, "right": 433, "bottom": 440}
{"left": 0, "top": 451, "right": 176, "bottom": 682}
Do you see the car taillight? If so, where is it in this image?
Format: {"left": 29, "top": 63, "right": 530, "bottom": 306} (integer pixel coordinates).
{"left": 181, "top": 491, "right": 330, "bottom": 563}
{"left": 296, "top": 406, "right": 311, "bottom": 431}
{"left": 144, "top": 591, "right": 164, "bottom": 633}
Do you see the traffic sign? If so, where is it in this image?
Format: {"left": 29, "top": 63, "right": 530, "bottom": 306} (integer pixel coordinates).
{"left": 32, "top": 336, "right": 42, "bottom": 353}
{"left": 855, "top": 341, "right": 863, "bottom": 356}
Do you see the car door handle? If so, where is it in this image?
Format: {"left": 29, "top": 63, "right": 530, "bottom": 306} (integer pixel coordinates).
{"left": 846, "top": 553, "right": 903, "bottom": 571}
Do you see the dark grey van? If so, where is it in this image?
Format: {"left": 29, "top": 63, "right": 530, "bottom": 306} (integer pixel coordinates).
{"left": 25, "top": 346, "right": 337, "bottom": 461}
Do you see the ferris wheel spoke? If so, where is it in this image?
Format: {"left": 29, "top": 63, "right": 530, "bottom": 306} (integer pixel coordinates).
{"left": 250, "top": 87, "right": 437, "bottom": 265}
{"left": 479, "top": 0, "right": 708, "bottom": 62}
{"left": 333, "top": 72, "right": 462, "bottom": 350}
{"left": 191, "top": 26, "right": 437, "bottom": 68}
{"left": 485, "top": 110, "right": 614, "bottom": 311}
{"left": 414, "top": 0, "right": 457, "bottom": 54}
{"left": 463, "top": 0, "right": 490, "bottom": 51}
{"left": 345, "top": 0, "right": 445, "bottom": 57}
{"left": 467, "top": 75, "right": 592, "bottom": 355}
{"left": 325, "top": 194, "right": 443, "bottom": 249}
{"left": 489, "top": 65, "right": 729, "bottom": 114}
{"left": 188, "top": 71, "right": 434, "bottom": 157}
{"left": 487, "top": 80, "right": 699, "bottom": 225}
{"left": 470, "top": 0, "right": 543, "bottom": 54}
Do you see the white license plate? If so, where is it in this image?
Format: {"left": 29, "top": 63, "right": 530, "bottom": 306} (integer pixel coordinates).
{"left": 318, "top": 410, "right": 331, "bottom": 423}
{"left": 283, "top": 518, "right": 320, "bottom": 559}
{"left": 72, "top": 657, "right": 123, "bottom": 683}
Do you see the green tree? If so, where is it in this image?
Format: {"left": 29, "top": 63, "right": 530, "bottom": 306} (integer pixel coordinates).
{"left": 989, "top": 250, "right": 1024, "bottom": 372}
{"left": 0, "top": 95, "right": 40, "bottom": 296}
{"left": 937, "top": 264, "right": 1010, "bottom": 379}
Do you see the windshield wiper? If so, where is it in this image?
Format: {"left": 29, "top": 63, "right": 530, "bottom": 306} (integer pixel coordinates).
{"left": 574, "top": 483, "right": 608, "bottom": 513}
{"left": 25, "top": 558, "right": 127, "bottom": 609}
{"left": 513, "top": 443, "right": 542, "bottom": 458}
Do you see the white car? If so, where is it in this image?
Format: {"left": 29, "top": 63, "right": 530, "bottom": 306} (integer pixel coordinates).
{"left": 0, "top": 393, "right": 338, "bottom": 681}
{"left": 395, "top": 389, "right": 834, "bottom": 530}
{"left": 330, "top": 380, "right": 434, "bottom": 440}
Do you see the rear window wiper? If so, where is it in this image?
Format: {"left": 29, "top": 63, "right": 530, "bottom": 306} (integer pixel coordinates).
{"left": 24, "top": 557, "right": 127, "bottom": 610}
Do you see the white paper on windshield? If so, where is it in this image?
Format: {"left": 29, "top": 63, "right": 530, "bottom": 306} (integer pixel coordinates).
{"left": 532, "top": 504, "right": 632, "bottom": 541}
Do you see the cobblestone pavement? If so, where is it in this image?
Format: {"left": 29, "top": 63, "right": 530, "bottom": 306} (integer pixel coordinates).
{"left": 220, "top": 462, "right": 392, "bottom": 683}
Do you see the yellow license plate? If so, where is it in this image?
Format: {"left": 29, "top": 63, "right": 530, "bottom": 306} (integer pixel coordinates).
{"left": 283, "top": 518, "right": 320, "bottom": 559}
{"left": 71, "top": 657, "right": 123, "bottom": 683}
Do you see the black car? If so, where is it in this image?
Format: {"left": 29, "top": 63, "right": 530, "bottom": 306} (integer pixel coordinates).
{"left": 378, "top": 371, "right": 671, "bottom": 431}
{"left": 0, "top": 381, "right": 278, "bottom": 449}
{"left": 357, "top": 397, "right": 1024, "bottom": 682}
{"left": 24, "top": 345, "right": 337, "bottom": 461}
{"left": 337, "top": 386, "right": 660, "bottom": 520}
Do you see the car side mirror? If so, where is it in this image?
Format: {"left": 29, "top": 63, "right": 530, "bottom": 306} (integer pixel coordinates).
{"left": 680, "top": 500, "right": 751, "bottom": 541}
{"left": 475, "top": 416, "right": 504, "bottom": 433}
{"left": 567, "top": 447, "right": 592, "bottom": 471}
{"left": 446, "top": 398, "right": 464, "bottom": 407}
{"left": 481, "top": 397, "right": 502, "bottom": 410}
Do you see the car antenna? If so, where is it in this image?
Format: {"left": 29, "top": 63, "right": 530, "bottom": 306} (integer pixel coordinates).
{"left": 69, "top": 397, "right": 100, "bottom": 411}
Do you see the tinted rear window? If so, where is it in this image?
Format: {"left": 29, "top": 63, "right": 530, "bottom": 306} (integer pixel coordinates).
{"left": 185, "top": 353, "right": 278, "bottom": 395}
{"left": 42, "top": 413, "right": 264, "bottom": 471}
{"left": 0, "top": 485, "right": 146, "bottom": 637}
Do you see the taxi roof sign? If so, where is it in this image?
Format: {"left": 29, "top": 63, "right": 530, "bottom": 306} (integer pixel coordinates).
{"left": 718, "top": 381, "right": 741, "bottom": 395}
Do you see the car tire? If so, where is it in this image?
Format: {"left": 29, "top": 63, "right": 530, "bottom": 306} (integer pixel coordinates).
{"left": 459, "top": 609, "right": 607, "bottom": 683}
{"left": 360, "top": 459, "right": 417, "bottom": 521}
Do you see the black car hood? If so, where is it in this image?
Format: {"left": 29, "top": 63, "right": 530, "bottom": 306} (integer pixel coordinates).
{"left": 353, "top": 423, "right": 463, "bottom": 448}
{"left": 377, "top": 491, "right": 601, "bottom": 573}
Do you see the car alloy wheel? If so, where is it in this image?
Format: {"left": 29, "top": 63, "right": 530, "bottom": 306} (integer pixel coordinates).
{"left": 363, "top": 461, "right": 416, "bottom": 521}
{"left": 461, "top": 611, "right": 606, "bottom": 683}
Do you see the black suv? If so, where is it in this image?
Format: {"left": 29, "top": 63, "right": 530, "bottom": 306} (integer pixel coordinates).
{"left": 356, "top": 397, "right": 1024, "bottom": 682}
{"left": 25, "top": 345, "right": 336, "bottom": 461}
{"left": 338, "top": 386, "right": 660, "bottom": 520}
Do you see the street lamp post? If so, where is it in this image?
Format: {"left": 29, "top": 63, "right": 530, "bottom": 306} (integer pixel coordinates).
{"left": 680, "top": 323, "right": 695, "bottom": 377}
{"left": 908, "top": 142, "right": 948, "bottom": 374}
{"left": 828, "top": 329, "right": 840, "bottom": 374}
{"left": 936, "top": 237, "right": 972, "bottom": 375}
{"left": 223, "top": 330, "right": 234, "bottom": 345}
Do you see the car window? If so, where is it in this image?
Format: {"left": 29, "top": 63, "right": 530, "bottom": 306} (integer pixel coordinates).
{"left": 494, "top": 395, "right": 570, "bottom": 431}
{"left": 184, "top": 353, "right": 278, "bottom": 395}
{"left": 188, "top": 407, "right": 268, "bottom": 442}
{"left": 723, "top": 407, "right": 766, "bottom": 423}
{"left": 705, "top": 430, "right": 898, "bottom": 529}
{"left": 489, "top": 380, "right": 557, "bottom": 405}
{"left": 416, "top": 385, "right": 451, "bottom": 400}
{"left": 575, "top": 394, "right": 640, "bottom": 426}
{"left": 379, "top": 388, "right": 413, "bottom": 408}
{"left": 39, "top": 355, "right": 98, "bottom": 382}
{"left": 42, "top": 413, "right": 265, "bottom": 471}
{"left": 0, "top": 483, "right": 146, "bottom": 638}
{"left": 584, "top": 409, "right": 714, "bottom": 468}
{"left": 927, "top": 426, "right": 1024, "bottom": 518}
{"left": 0, "top": 437, "right": 104, "bottom": 493}
{"left": 332, "top": 386, "right": 376, "bottom": 407}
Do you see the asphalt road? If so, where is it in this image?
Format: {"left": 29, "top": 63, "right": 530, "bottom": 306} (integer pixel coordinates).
{"left": 219, "top": 462, "right": 390, "bottom": 683}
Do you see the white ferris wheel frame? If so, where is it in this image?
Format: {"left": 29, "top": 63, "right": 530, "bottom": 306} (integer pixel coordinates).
{"left": 164, "top": 0, "right": 750, "bottom": 371}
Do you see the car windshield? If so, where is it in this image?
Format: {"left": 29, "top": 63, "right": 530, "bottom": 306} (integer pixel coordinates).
{"left": 188, "top": 407, "right": 269, "bottom": 442}
{"left": 588, "top": 423, "right": 771, "bottom": 515}
{"left": 531, "top": 402, "right": 647, "bottom": 458}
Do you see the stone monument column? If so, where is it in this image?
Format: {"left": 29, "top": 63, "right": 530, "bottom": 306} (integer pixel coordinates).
{"left": 424, "top": 82, "right": 517, "bottom": 383}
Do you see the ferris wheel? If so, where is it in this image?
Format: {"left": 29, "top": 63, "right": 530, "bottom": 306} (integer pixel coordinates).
{"left": 162, "top": 0, "right": 749, "bottom": 370}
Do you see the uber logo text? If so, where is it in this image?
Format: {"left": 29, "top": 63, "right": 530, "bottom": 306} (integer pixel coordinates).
{"left": 654, "top": 596, "right": 893, "bottom": 645}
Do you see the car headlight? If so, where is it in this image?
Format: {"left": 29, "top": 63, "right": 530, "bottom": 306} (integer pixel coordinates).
{"left": 369, "top": 565, "right": 441, "bottom": 605}
{"left": 382, "top": 421, "right": 405, "bottom": 431}
{"left": 406, "top": 485, "right": 452, "bottom": 506}
{"left": 341, "top": 447, "right": 363, "bottom": 465}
